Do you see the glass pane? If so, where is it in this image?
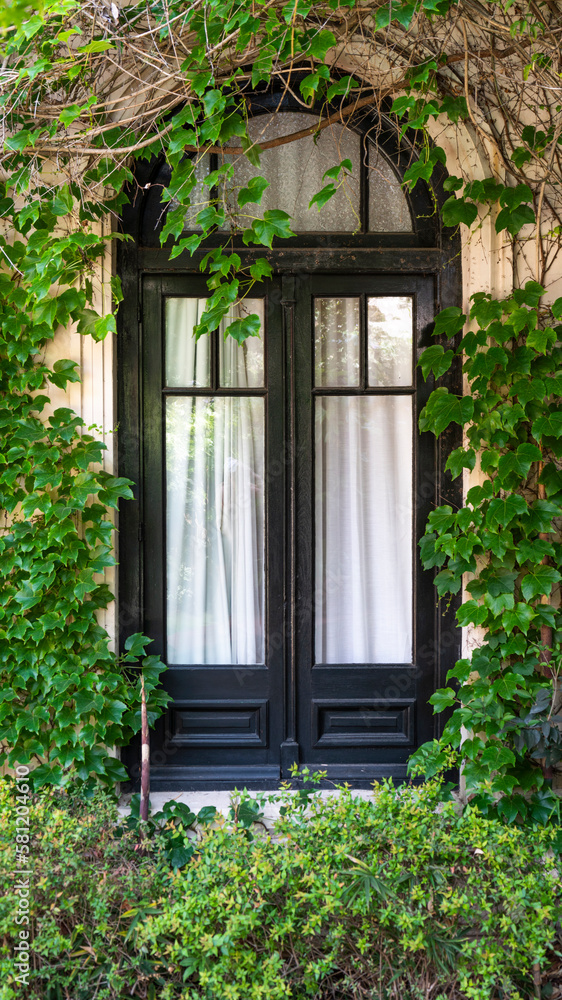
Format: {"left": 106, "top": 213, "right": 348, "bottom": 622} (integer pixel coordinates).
{"left": 165, "top": 298, "right": 210, "bottom": 387}
{"left": 166, "top": 396, "right": 265, "bottom": 665}
{"left": 181, "top": 153, "right": 212, "bottom": 231}
{"left": 315, "top": 396, "right": 413, "bottom": 664}
{"left": 314, "top": 298, "right": 360, "bottom": 387}
{"left": 221, "top": 113, "right": 360, "bottom": 232}
{"left": 368, "top": 145, "right": 413, "bottom": 232}
{"left": 368, "top": 296, "right": 413, "bottom": 387}
{"left": 220, "top": 299, "right": 264, "bottom": 387}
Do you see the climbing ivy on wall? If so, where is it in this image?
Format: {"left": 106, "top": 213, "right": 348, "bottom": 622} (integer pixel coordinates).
{"left": 0, "top": 0, "right": 562, "bottom": 812}
{"left": 410, "top": 286, "right": 562, "bottom": 825}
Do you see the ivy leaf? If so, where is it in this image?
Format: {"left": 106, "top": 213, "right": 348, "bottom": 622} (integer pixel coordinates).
{"left": 495, "top": 203, "right": 535, "bottom": 236}
{"left": 244, "top": 210, "right": 295, "bottom": 248}
{"left": 457, "top": 600, "right": 488, "bottom": 627}
{"left": 124, "top": 633, "right": 151, "bottom": 661}
{"left": 520, "top": 566, "right": 561, "bottom": 601}
{"left": 433, "top": 306, "right": 466, "bottom": 338}
{"left": 224, "top": 312, "right": 261, "bottom": 344}
{"left": 479, "top": 745, "right": 516, "bottom": 770}
{"left": 539, "top": 463, "right": 562, "bottom": 498}
{"left": 429, "top": 687, "right": 456, "bottom": 712}
{"left": 237, "top": 176, "right": 269, "bottom": 207}
{"left": 419, "top": 388, "right": 474, "bottom": 435}
{"left": 532, "top": 410, "right": 562, "bottom": 441}
{"left": 492, "top": 671, "right": 526, "bottom": 699}
{"left": 434, "top": 568, "right": 462, "bottom": 596}
{"left": 427, "top": 505, "right": 455, "bottom": 532}
{"left": 508, "top": 378, "right": 546, "bottom": 404}
{"left": 445, "top": 447, "right": 476, "bottom": 479}
{"left": 307, "top": 28, "right": 336, "bottom": 60}
{"left": 249, "top": 258, "right": 273, "bottom": 281}
{"left": 326, "top": 76, "right": 358, "bottom": 101}
{"left": 419, "top": 532, "right": 446, "bottom": 569}
{"left": 97, "top": 476, "right": 134, "bottom": 508}
{"left": 418, "top": 345, "right": 454, "bottom": 379}
{"left": 309, "top": 183, "right": 337, "bottom": 211}
{"left": 512, "top": 280, "right": 545, "bottom": 308}
{"left": 502, "top": 604, "right": 536, "bottom": 635}
{"left": 486, "top": 494, "right": 527, "bottom": 527}
{"left": 50, "top": 359, "right": 81, "bottom": 389}
{"left": 78, "top": 39, "right": 116, "bottom": 53}
{"left": 527, "top": 327, "right": 557, "bottom": 354}
{"left": 441, "top": 196, "right": 478, "bottom": 228}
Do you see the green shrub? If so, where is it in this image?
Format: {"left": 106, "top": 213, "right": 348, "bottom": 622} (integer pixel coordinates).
{"left": 0, "top": 777, "right": 560, "bottom": 1000}
{"left": 0, "top": 780, "right": 182, "bottom": 1000}
{"left": 140, "top": 780, "right": 559, "bottom": 1000}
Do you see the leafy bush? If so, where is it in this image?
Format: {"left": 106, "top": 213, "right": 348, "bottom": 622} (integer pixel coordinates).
{"left": 1, "top": 777, "right": 560, "bottom": 1000}
{"left": 0, "top": 780, "right": 182, "bottom": 1000}
{"left": 142, "top": 779, "right": 559, "bottom": 1000}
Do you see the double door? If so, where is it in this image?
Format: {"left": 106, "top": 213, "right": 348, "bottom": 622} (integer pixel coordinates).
{"left": 139, "top": 271, "right": 441, "bottom": 788}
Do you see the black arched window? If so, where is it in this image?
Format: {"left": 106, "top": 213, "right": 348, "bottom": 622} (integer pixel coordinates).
{"left": 118, "top": 89, "right": 462, "bottom": 790}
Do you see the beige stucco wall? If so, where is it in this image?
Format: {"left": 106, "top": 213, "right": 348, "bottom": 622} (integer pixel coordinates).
{"left": 42, "top": 217, "right": 116, "bottom": 643}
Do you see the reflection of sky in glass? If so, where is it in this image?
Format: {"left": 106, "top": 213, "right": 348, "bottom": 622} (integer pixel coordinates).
{"left": 314, "top": 298, "right": 360, "bottom": 387}
{"left": 368, "top": 296, "right": 413, "bottom": 387}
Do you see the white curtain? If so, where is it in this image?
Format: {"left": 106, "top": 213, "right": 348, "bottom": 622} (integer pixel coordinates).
{"left": 165, "top": 299, "right": 265, "bottom": 665}
{"left": 315, "top": 395, "right": 413, "bottom": 663}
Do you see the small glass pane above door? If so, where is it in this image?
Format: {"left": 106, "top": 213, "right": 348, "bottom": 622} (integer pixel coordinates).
{"left": 165, "top": 298, "right": 210, "bottom": 387}
{"left": 219, "top": 300, "right": 264, "bottom": 388}
{"left": 315, "top": 395, "right": 413, "bottom": 664}
{"left": 368, "top": 296, "right": 413, "bottom": 387}
{"left": 314, "top": 297, "right": 360, "bottom": 387}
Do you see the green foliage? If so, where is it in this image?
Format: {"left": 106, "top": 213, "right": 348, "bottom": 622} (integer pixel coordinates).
{"left": 137, "top": 778, "right": 559, "bottom": 1000}
{"left": 412, "top": 283, "right": 562, "bottom": 822}
{"left": 0, "top": 187, "right": 169, "bottom": 785}
{"left": 2, "top": 777, "right": 559, "bottom": 1000}
{"left": 0, "top": 780, "right": 180, "bottom": 999}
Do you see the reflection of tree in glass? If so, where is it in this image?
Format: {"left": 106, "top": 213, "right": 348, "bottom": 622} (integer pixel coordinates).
{"left": 368, "top": 296, "right": 413, "bottom": 387}
{"left": 314, "top": 297, "right": 360, "bottom": 387}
